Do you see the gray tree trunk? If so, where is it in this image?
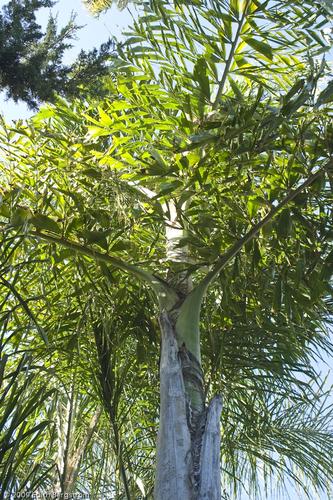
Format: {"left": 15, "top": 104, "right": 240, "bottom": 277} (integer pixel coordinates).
{"left": 154, "top": 312, "right": 222, "bottom": 500}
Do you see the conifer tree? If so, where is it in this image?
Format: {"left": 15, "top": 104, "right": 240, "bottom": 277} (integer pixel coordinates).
{"left": 0, "top": 0, "right": 114, "bottom": 108}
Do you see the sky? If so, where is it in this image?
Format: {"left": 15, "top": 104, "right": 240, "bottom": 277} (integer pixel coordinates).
{"left": 0, "top": 1, "right": 332, "bottom": 499}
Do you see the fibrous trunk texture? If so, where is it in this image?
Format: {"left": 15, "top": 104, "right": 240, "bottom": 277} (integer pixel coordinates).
{"left": 154, "top": 312, "right": 222, "bottom": 500}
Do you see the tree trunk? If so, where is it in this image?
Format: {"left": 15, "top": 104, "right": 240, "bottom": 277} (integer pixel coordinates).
{"left": 154, "top": 312, "right": 222, "bottom": 500}
{"left": 53, "top": 385, "right": 101, "bottom": 496}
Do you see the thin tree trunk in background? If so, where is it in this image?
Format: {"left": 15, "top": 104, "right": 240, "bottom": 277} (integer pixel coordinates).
{"left": 62, "top": 408, "right": 102, "bottom": 493}
{"left": 53, "top": 383, "right": 102, "bottom": 495}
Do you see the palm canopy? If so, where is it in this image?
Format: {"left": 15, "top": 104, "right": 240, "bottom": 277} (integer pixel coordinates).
{"left": 84, "top": 0, "right": 131, "bottom": 13}
{"left": 0, "top": 0, "right": 333, "bottom": 498}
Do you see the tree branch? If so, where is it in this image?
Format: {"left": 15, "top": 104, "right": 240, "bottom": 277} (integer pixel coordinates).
{"left": 128, "top": 181, "right": 157, "bottom": 199}
{"left": 212, "top": 0, "right": 251, "bottom": 110}
{"left": 0, "top": 274, "right": 49, "bottom": 344}
{"left": 29, "top": 230, "right": 178, "bottom": 308}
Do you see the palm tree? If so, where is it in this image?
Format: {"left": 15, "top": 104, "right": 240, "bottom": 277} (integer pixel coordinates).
{"left": 1, "top": 0, "right": 333, "bottom": 498}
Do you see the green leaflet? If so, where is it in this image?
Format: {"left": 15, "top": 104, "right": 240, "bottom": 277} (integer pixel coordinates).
{"left": 193, "top": 57, "right": 211, "bottom": 101}
{"left": 243, "top": 36, "right": 273, "bottom": 60}
{"left": 30, "top": 215, "right": 61, "bottom": 234}
{"left": 316, "top": 80, "right": 333, "bottom": 107}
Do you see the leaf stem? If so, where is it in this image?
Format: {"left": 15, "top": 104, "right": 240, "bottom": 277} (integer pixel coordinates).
{"left": 213, "top": 0, "right": 251, "bottom": 110}
{"left": 29, "top": 231, "right": 178, "bottom": 308}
